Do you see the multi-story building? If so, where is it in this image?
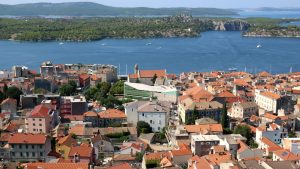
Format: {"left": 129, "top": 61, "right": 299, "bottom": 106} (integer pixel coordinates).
{"left": 178, "top": 99, "right": 223, "bottom": 124}
{"left": 124, "top": 82, "right": 178, "bottom": 103}
{"left": 191, "top": 135, "right": 220, "bottom": 156}
{"left": 25, "top": 105, "right": 57, "bottom": 134}
{"left": 124, "top": 101, "right": 171, "bottom": 132}
{"left": 230, "top": 102, "right": 258, "bottom": 119}
{"left": 1, "top": 98, "right": 17, "bottom": 117}
{"left": 8, "top": 133, "right": 51, "bottom": 162}
{"left": 98, "top": 109, "right": 127, "bottom": 127}
{"left": 255, "top": 90, "right": 283, "bottom": 113}
{"left": 60, "top": 96, "right": 88, "bottom": 115}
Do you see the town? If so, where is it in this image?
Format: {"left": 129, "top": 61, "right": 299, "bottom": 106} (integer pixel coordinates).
{"left": 0, "top": 61, "right": 299, "bottom": 169}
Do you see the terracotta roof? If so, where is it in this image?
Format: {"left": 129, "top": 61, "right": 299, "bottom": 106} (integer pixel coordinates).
{"left": 8, "top": 133, "right": 47, "bottom": 144}
{"left": 24, "top": 163, "right": 89, "bottom": 169}
{"left": 184, "top": 86, "right": 204, "bottom": 96}
{"left": 139, "top": 70, "right": 166, "bottom": 78}
{"left": 1, "top": 98, "right": 17, "bottom": 105}
{"left": 264, "top": 113, "right": 279, "bottom": 120}
{"left": 160, "top": 157, "right": 173, "bottom": 167}
{"left": 28, "top": 105, "right": 50, "bottom": 118}
{"left": 113, "top": 154, "right": 135, "bottom": 161}
{"left": 260, "top": 91, "right": 281, "bottom": 100}
{"left": 83, "top": 111, "right": 98, "bottom": 117}
{"left": 212, "top": 145, "right": 226, "bottom": 153}
{"left": 171, "top": 147, "right": 192, "bottom": 156}
{"left": 69, "top": 124, "right": 85, "bottom": 136}
{"left": 258, "top": 71, "right": 271, "bottom": 77}
{"left": 128, "top": 74, "right": 138, "bottom": 79}
{"left": 106, "top": 163, "right": 132, "bottom": 169}
{"left": 273, "top": 149, "right": 300, "bottom": 161}
{"left": 189, "top": 156, "right": 212, "bottom": 169}
{"left": 68, "top": 145, "right": 93, "bottom": 158}
{"left": 144, "top": 152, "right": 171, "bottom": 161}
{"left": 203, "top": 151, "right": 232, "bottom": 165}
{"left": 237, "top": 140, "right": 250, "bottom": 153}
{"left": 0, "top": 133, "right": 11, "bottom": 142}
{"left": 79, "top": 74, "right": 90, "bottom": 81}
{"left": 57, "top": 134, "right": 77, "bottom": 146}
{"left": 218, "top": 91, "right": 236, "bottom": 98}
{"left": 98, "top": 109, "right": 126, "bottom": 119}
{"left": 184, "top": 124, "right": 223, "bottom": 134}
{"left": 261, "top": 137, "right": 282, "bottom": 152}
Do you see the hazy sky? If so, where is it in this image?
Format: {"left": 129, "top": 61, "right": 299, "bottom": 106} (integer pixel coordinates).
{"left": 0, "top": 0, "right": 299, "bottom": 8}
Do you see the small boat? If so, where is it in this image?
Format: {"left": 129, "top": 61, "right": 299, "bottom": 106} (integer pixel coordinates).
{"left": 146, "top": 42, "right": 152, "bottom": 46}
{"left": 59, "top": 42, "right": 64, "bottom": 45}
{"left": 256, "top": 44, "right": 262, "bottom": 48}
{"left": 101, "top": 43, "right": 106, "bottom": 46}
{"left": 228, "top": 67, "right": 237, "bottom": 71}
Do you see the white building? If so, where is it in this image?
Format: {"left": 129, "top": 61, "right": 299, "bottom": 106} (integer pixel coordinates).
{"left": 124, "top": 101, "right": 171, "bottom": 132}
{"left": 255, "top": 90, "right": 281, "bottom": 113}
{"left": 256, "top": 124, "right": 288, "bottom": 145}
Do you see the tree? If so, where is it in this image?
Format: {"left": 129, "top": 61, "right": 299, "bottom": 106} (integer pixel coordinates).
{"left": 135, "top": 152, "right": 144, "bottom": 162}
{"left": 234, "top": 125, "right": 252, "bottom": 144}
{"left": 110, "top": 80, "right": 124, "bottom": 95}
{"left": 221, "top": 103, "right": 229, "bottom": 129}
{"left": 6, "top": 86, "right": 23, "bottom": 104}
{"left": 0, "top": 91, "right": 4, "bottom": 101}
{"left": 137, "top": 121, "right": 152, "bottom": 136}
{"left": 59, "top": 81, "right": 77, "bottom": 96}
{"left": 151, "top": 73, "right": 157, "bottom": 85}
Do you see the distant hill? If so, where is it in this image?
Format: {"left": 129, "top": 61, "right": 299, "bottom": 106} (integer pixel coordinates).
{"left": 253, "top": 7, "right": 300, "bottom": 12}
{"left": 0, "top": 2, "right": 237, "bottom": 16}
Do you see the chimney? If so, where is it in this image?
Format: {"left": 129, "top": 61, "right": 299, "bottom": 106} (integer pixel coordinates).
{"left": 73, "top": 153, "right": 80, "bottom": 163}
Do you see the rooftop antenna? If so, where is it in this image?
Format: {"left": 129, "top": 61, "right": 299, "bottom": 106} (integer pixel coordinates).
{"left": 244, "top": 66, "right": 247, "bottom": 73}
{"left": 118, "top": 63, "right": 121, "bottom": 76}
{"left": 126, "top": 64, "right": 128, "bottom": 75}
{"left": 290, "top": 66, "right": 293, "bottom": 74}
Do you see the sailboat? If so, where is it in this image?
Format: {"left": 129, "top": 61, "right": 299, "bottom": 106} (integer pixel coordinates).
{"left": 256, "top": 36, "right": 262, "bottom": 48}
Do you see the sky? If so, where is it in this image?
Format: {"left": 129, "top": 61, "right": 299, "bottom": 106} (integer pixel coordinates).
{"left": 0, "top": 0, "right": 299, "bottom": 8}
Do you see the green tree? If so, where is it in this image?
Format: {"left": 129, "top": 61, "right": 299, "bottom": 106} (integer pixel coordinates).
{"left": 151, "top": 73, "right": 157, "bottom": 85}
{"left": 234, "top": 125, "right": 252, "bottom": 144}
{"left": 221, "top": 104, "right": 229, "bottom": 129}
{"left": 0, "top": 91, "right": 4, "bottom": 101}
{"left": 110, "top": 80, "right": 124, "bottom": 95}
{"left": 6, "top": 86, "right": 23, "bottom": 104}
{"left": 59, "top": 81, "right": 77, "bottom": 96}
{"left": 135, "top": 152, "right": 144, "bottom": 162}
{"left": 137, "top": 121, "right": 152, "bottom": 136}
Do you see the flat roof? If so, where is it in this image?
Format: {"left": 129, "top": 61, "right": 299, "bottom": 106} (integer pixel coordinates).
{"left": 125, "top": 82, "right": 177, "bottom": 93}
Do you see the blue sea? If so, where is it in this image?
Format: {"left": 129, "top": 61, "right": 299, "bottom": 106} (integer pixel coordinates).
{"left": 0, "top": 10, "right": 300, "bottom": 75}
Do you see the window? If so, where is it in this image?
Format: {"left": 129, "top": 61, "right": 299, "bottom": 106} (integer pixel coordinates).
{"left": 40, "top": 145, "right": 43, "bottom": 149}
{"left": 11, "top": 145, "right": 14, "bottom": 148}
{"left": 40, "top": 152, "right": 43, "bottom": 156}
{"left": 32, "top": 152, "right": 35, "bottom": 157}
{"left": 33, "top": 129, "right": 36, "bottom": 131}
{"left": 39, "top": 124, "right": 42, "bottom": 126}
{"left": 39, "top": 119, "right": 42, "bottom": 121}
{"left": 26, "top": 145, "right": 28, "bottom": 149}
{"left": 20, "top": 152, "right": 23, "bottom": 157}
{"left": 11, "top": 152, "right": 15, "bottom": 157}
{"left": 32, "top": 145, "right": 34, "bottom": 149}
{"left": 26, "top": 152, "right": 29, "bottom": 156}
{"left": 33, "top": 118, "right": 35, "bottom": 121}
{"left": 142, "top": 113, "right": 144, "bottom": 117}
{"left": 150, "top": 120, "right": 152, "bottom": 124}
{"left": 158, "top": 127, "right": 160, "bottom": 131}
{"left": 40, "top": 129, "right": 42, "bottom": 132}
{"left": 33, "top": 123, "right": 36, "bottom": 126}
{"left": 19, "top": 145, "right": 22, "bottom": 149}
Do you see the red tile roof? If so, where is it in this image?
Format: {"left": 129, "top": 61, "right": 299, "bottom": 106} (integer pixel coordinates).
{"left": 139, "top": 70, "right": 166, "bottom": 78}
{"left": 8, "top": 133, "right": 47, "bottom": 144}
{"left": 24, "top": 163, "right": 89, "bottom": 169}
{"left": 68, "top": 145, "right": 93, "bottom": 158}
{"left": 83, "top": 111, "right": 98, "bottom": 117}
{"left": 29, "top": 105, "right": 50, "bottom": 118}
{"left": 106, "top": 163, "right": 132, "bottom": 169}
{"left": 184, "top": 124, "right": 223, "bottom": 134}
{"left": 98, "top": 109, "right": 126, "bottom": 119}
{"left": 261, "top": 91, "right": 281, "bottom": 100}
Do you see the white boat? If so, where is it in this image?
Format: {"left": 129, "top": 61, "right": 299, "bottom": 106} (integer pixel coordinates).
{"left": 228, "top": 67, "right": 237, "bottom": 71}
{"left": 256, "top": 44, "right": 262, "bottom": 48}
{"left": 146, "top": 42, "right": 152, "bottom": 46}
{"left": 59, "top": 42, "right": 64, "bottom": 45}
{"left": 101, "top": 43, "right": 106, "bottom": 46}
